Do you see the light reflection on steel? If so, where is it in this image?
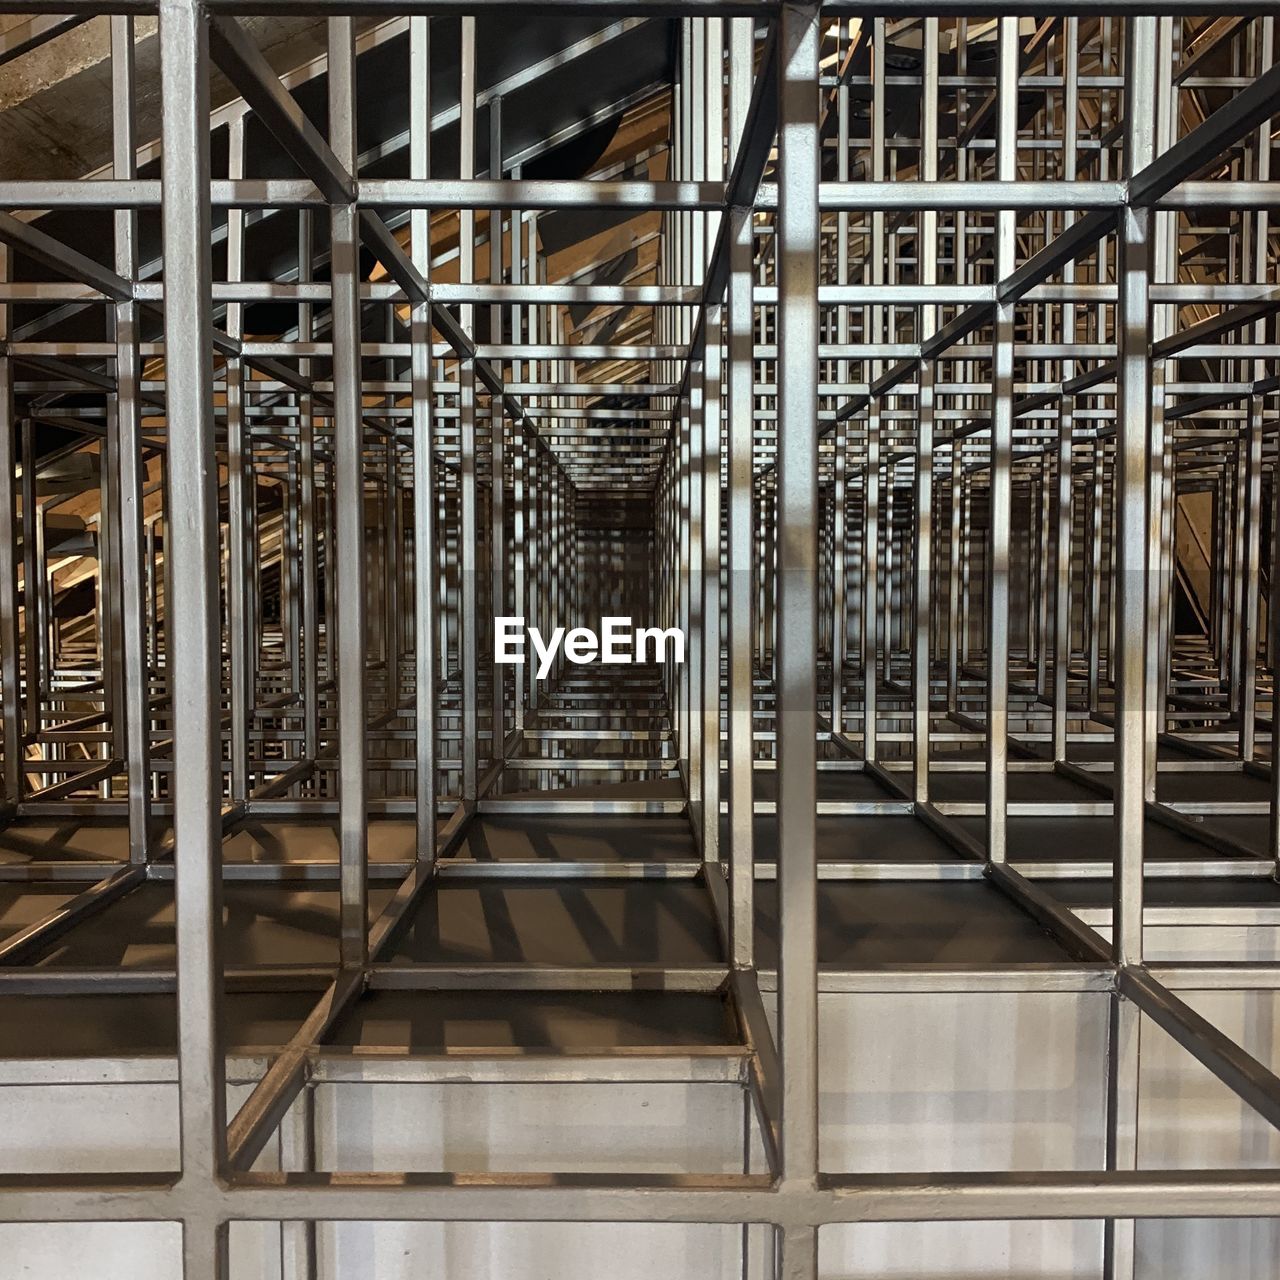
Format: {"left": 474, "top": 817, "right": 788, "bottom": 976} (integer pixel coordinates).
{"left": 0, "top": 7, "right": 1278, "bottom": 1278}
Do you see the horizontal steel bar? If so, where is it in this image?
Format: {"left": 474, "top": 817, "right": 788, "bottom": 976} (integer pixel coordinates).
{"left": 360, "top": 179, "right": 724, "bottom": 209}
{"left": 5, "top": 1167, "right": 1280, "bottom": 1226}
{"left": 759, "top": 180, "right": 1124, "bottom": 210}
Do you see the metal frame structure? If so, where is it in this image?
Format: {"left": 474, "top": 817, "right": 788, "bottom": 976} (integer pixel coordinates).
{"left": 0, "top": 4, "right": 1278, "bottom": 1278}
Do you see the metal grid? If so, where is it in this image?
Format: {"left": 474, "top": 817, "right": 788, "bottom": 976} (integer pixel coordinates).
{"left": 0, "top": 4, "right": 1279, "bottom": 1277}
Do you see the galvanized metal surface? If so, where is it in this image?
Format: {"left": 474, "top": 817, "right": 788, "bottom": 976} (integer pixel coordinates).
{"left": 0, "top": 6, "right": 1279, "bottom": 1278}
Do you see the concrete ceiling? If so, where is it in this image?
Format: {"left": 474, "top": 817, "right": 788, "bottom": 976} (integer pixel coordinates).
{"left": 0, "top": 14, "right": 377, "bottom": 180}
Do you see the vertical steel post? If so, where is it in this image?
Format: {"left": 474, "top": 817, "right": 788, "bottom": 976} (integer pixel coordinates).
{"left": 384, "top": 381, "right": 401, "bottom": 717}
{"left": 726, "top": 14, "right": 754, "bottom": 966}
{"left": 298, "top": 212, "right": 320, "bottom": 767}
{"left": 688, "top": 349, "right": 705, "bottom": 823}
{"left": 985, "top": 18, "right": 1018, "bottom": 866}
{"left": 913, "top": 18, "right": 939, "bottom": 804}
{"left": 410, "top": 16, "right": 438, "bottom": 860}
{"left": 329, "top": 17, "right": 369, "bottom": 968}
{"left": 490, "top": 94, "right": 506, "bottom": 764}
{"left": 1114, "top": 17, "right": 1156, "bottom": 970}
{"left": 225, "top": 114, "right": 251, "bottom": 802}
{"left": 702, "top": 309, "right": 722, "bottom": 862}
{"left": 111, "top": 14, "right": 152, "bottom": 857}
{"left": 20, "top": 419, "right": 42, "bottom": 748}
{"left": 1106, "top": 20, "right": 1158, "bottom": 1278}
{"left": 700, "top": 18, "right": 724, "bottom": 864}
{"left": 510, "top": 177, "right": 527, "bottom": 741}
{"left": 862, "top": 19, "right": 886, "bottom": 766}
{"left": 1238, "top": 15, "right": 1271, "bottom": 767}
{"left": 1052, "top": 403, "right": 1074, "bottom": 763}
{"left": 279, "top": 1088, "right": 316, "bottom": 1280}
{"left": 0, "top": 244, "right": 18, "bottom": 809}
{"left": 285, "top": 455, "right": 302, "bottom": 707}
{"left": 1104, "top": 976, "right": 1142, "bottom": 1280}
{"left": 1145, "top": 16, "right": 1176, "bottom": 796}
{"left": 1052, "top": 20, "right": 1080, "bottom": 766}
{"left": 1240, "top": 408, "right": 1263, "bottom": 762}
{"left": 832, "top": 75, "right": 849, "bottom": 740}
{"left": 459, "top": 16, "right": 480, "bottom": 803}
{"left": 159, "top": 2, "right": 227, "bottom": 1273}
{"left": 947, "top": 433, "right": 962, "bottom": 714}
{"left": 776, "top": 0, "right": 819, "bottom": 1199}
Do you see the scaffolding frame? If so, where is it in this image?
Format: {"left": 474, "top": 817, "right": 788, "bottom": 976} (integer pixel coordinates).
{"left": 0, "top": 3, "right": 1279, "bottom": 1278}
